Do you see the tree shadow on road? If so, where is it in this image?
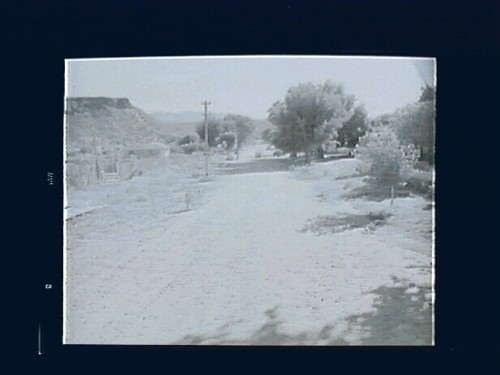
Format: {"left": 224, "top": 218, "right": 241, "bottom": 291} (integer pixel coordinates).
{"left": 347, "top": 279, "right": 433, "bottom": 345}
{"left": 217, "top": 157, "right": 302, "bottom": 175}
{"left": 173, "top": 306, "right": 350, "bottom": 345}
{"left": 174, "top": 278, "right": 432, "bottom": 346}
{"left": 217, "top": 154, "right": 353, "bottom": 176}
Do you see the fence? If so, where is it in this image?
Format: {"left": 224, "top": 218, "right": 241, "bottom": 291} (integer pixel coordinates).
{"left": 65, "top": 149, "right": 156, "bottom": 189}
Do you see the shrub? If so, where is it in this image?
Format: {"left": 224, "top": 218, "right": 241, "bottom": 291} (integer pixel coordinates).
{"left": 177, "top": 134, "right": 199, "bottom": 146}
{"left": 355, "top": 126, "right": 419, "bottom": 185}
{"left": 182, "top": 143, "right": 205, "bottom": 154}
{"left": 169, "top": 145, "right": 185, "bottom": 154}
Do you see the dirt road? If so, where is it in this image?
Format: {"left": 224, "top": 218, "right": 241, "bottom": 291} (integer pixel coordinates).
{"left": 65, "top": 144, "right": 433, "bottom": 345}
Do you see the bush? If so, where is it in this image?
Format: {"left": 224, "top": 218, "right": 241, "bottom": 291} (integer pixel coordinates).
{"left": 181, "top": 143, "right": 205, "bottom": 154}
{"left": 169, "top": 145, "right": 185, "bottom": 154}
{"left": 66, "top": 156, "right": 95, "bottom": 189}
{"left": 177, "top": 134, "right": 199, "bottom": 146}
{"left": 355, "top": 126, "right": 419, "bottom": 185}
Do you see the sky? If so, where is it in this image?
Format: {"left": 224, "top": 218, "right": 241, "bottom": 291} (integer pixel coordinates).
{"left": 66, "top": 56, "right": 435, "bottom": 119}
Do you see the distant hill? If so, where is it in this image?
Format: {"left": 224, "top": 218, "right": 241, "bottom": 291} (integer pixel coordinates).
{"left": 149, "top": 111, "right": 227, "bottom": 124}
{"left": 146, "top": 121, "right": 201, "bottom": 137}
{"left": 65, "top": 97, "right": 175, "bottom": 151}
{"left": 148, "top": 111, "right": 274, "bottom": 139}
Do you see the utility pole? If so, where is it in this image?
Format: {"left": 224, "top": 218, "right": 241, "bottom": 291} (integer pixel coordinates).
{"left": 92, "top": 122, "right": 100, "bottom": 180}
{"left": 202, "top": 100, "right": 211, "bottom": 176}
{"left": 234, "top": 133, "right": 239, "bottom": 160}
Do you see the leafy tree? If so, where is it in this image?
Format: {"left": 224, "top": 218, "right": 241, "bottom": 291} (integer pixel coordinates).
{"left": 419, "top": 85, "right": 436, "bottom": 102}
{"left": 267, "top": 81, "right": 355, "bottom": 162}
{"left": 195, "top": 114, "right": 255, "bottom": 149}
{"left": 261, "top": 128, "right": 276, "bottom": 143}
{"left": 355, "top": 126, "right": 420, "bottom": 184}
{"left": 221, "top": 114, "right": 255, "bottom": 148}
{"left": 392, "top": 100, "right": 435, "bottom": 164}
{"left": 217, "top": 132, "right": 237, "bottom": 149}
{"left": 337, "top": 104, "right": 368, "bottom": 147}
{"left": 195, "top": 117, "right": 221, "bottom": 147}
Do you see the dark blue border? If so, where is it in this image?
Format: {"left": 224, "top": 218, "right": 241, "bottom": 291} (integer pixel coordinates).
{"left": 3, "top": 0, "right": 498, "bottom": 374}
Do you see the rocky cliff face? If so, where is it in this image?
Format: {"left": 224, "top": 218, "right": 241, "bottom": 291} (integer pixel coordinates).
{"left": 66, "top": 97, "right": 133, "bottom": 114}
{"left": 65, "top": 97, "right": 174, "bottom": 151}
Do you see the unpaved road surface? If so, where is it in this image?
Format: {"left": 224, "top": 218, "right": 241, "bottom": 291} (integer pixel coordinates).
{"left": 65, "top": 144, "right": 433, "bottom": 345}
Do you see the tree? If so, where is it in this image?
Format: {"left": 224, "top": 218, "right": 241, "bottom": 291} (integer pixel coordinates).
{"left": 195, "top": 114, "right": 255, "bottom": 149}
{"left": 267, "top": 81, "right": 355, "bottom": 162}
{"left": 419, "top": 85, "right": 436, "bottom": 102}
{"left": 217, "top": 132, "right": 236, "bottom": 149}
{"left": 337, "top": 104, "right": 368, "bottom": 147}
{"left": 221, "top": 114, "right": 255, "bottom": 148}
{"left": 261, "top": 128, "right": 276, "bottom": 143}
{"left": 195, "top": 117, "right": 221, "bottom": 147}
{"left": 392, "top": 100, "right": 435, "bottom": 164}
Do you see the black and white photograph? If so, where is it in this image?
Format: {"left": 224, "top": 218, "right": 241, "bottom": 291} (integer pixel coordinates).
{"left": 3, "top": 0, "right": 499, "bottom": 372}
{"left": 63, "top": 56, "right": 435, "bottom": 346}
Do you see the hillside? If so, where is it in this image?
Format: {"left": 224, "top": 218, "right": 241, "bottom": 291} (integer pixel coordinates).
{"left": 65, "top": 97, "right": 175, "bottom": 151}
{"left": 146, "top": 121, "right": 202, "bottom": 138}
